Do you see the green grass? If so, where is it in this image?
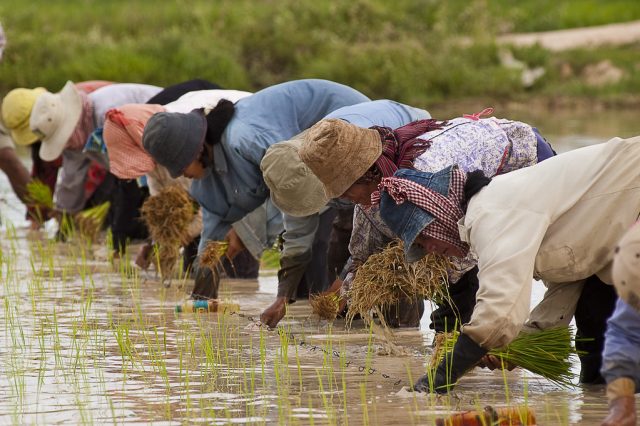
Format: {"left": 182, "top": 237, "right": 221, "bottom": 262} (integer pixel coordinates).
{"left": 1, "top": 0, "right": 639, "bottom": 107}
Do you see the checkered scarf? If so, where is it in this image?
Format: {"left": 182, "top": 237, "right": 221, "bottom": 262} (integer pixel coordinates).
{"left": 372, "top": 167, "right": 470, "bottom": 256}
{"left": 370, "top": 119, "right": 447, "bottom": 178}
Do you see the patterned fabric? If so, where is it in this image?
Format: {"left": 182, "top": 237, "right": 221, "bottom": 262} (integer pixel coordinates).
{"left": 346, "top": 115, "right": 539, "bottom": 288}
{"left": 413, "top": 117, "right": 537, "bottom": 176}
{"left": 103, "top": 104, "right": 166, "bottom": 179}
{"left": 373, "top": 169, "right": 470, "bottom": 256}
{"left": 66, "top": 92, "right": 95, "bottom": 151}
{"left": 371, "top": 119, "right": 446, "bottom": 177}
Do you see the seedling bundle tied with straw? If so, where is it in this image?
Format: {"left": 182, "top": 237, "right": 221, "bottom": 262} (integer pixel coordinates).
{"left": 25, "top": 179, "right": 54, "bottom": 223}
{"left": 140, "top": 185, "right": 196, "bottom": 281}
{"left": 347, "top": 240, "right": 451, "bottom": 324}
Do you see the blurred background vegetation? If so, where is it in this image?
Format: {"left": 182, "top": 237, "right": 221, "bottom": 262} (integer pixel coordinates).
{"left": 1, "top": 0, "right": 640, "bottom": 108}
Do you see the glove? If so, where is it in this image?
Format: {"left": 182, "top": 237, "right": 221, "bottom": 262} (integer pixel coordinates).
{"left": 190, "top": 265, "right": 219, "bottom": 300}
{"left": 414, "top": 333, "right": 487, "bottom": 394}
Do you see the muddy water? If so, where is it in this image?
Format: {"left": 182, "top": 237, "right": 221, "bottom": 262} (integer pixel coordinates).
{"left": 0, "top": 109, "right": 639, "bottom": 425}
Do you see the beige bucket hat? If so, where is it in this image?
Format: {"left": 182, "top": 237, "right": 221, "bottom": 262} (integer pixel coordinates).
{"left": 261, "top": 131, "right": 329, "bottom": 217}
{"left": 613, "top": 222, "right": 640, "bottom": 312}
{"left": 298, "top": 119, "right": 381, "bottom": 199}
{"left": 1, "top": 87, "right": 47, "bottom": 146}
{"left": 30, "top": 81, "right": 83, "bottom": 161}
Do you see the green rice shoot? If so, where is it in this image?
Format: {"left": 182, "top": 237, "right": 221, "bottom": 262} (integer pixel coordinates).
{"left": 434, "top": 327, "right": 579, "bottom": 388}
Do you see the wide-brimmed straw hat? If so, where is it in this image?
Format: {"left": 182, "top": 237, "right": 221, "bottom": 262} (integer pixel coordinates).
{"left": 1, "top": 87, "right": 47, "bottom": 146}
{"left": 613, "top": 222, "right": 640, "bottom": 312}
{"left": 261, "top": 131, "right": 329, "bottom": 217}
{"left": 142, "top": 110, "right": 206, "bottom": 179}
{"left": 30, "top": 81, "right": 83, "bottom": 161}
{"left": 298, "top": 119, "right": 381, "bottom": 199}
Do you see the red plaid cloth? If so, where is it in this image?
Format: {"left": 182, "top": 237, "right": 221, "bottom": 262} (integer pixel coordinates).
{"left": 371, "top": 119, "right": 447, "bottom": 177}
{"left": 372, "top": 167, "right": 469, "bottom": 256}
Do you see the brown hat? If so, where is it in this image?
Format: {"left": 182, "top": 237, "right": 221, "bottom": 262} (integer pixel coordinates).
{"left": 298, "top": 119, "right": 381, "bottom": 199}
{"left": 613, "top": 222, "right": 640, "bottom": 312}
{"left": 261, "top": 131, "right": 329, "bottom": 217}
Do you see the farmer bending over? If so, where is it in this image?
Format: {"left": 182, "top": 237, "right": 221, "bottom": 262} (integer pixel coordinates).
{"left": 375, "top": 135, "right": 640, "bottom": 392}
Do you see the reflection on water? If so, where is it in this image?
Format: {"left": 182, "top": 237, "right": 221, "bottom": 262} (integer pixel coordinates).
{"left": 0, "top": 109, "right": 638, "bottom": 425}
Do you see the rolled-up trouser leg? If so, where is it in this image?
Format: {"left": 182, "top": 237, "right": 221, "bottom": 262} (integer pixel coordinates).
{"left": 295, "top": 208, "right": 337, "bottom": 299}
{"left": 190, "top": 265, "right": 219, "bottom": 300}
{"left": 220, "top": 248, "right": 260, "bottom": 279}
{"left": 327, "top": 206, "right": 354, "bottom": 282}
{"left": 575, "top": 274, "right": 617, "bottom": 384}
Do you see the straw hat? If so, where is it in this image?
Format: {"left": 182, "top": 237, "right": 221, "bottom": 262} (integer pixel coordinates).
{"left": 30, "top": 81, "right": 83, "bottom": 161}
{"left": 298, "top": 119, "right": 381, "bottom": 199}
{"left": 261, "top": 131, "right": 329, "bottom": 217}
{"left": 1, "top": 87, "right": 47, "bottom": 146}
{"left": 613, "top": 222, "right": 640, "bottom": 312}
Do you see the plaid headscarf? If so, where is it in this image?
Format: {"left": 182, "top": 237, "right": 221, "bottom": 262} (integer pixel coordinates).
{"left": 370, "top": 119, "right": 447, "bottom": 178}
{"left": 66, "top": 91, "right": 95, "bottom": 151}
{"left": 103, "top": 104, "right": 166, "bottom": 179}
{"left": 372, "top": 167, "right": 470, "bottom": 256}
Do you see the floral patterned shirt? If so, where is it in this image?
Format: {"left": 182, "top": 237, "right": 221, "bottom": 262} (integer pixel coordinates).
{"left": 344, "top": 117, "right": 539, "bottom": 292}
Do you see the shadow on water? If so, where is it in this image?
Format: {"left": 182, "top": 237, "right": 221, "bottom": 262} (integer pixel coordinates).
{"left": 0, "top": 107, "right": 638, "bottom": 424}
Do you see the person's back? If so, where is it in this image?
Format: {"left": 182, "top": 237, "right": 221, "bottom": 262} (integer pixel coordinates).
{"left": 191, "top": 79, "right": 369, "bottom": 241}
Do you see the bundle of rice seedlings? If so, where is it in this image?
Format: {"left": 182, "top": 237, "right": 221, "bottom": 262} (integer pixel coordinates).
{"left": 26, "top": 179, "right": 54, "bottom": 209}
{"left": 199, "top": 240, "right": 229, "bottom": 271}
{"left": 310, "top": 293, "right": 341, "bottom": 321}
{"left": 140, "top": 185, "right": 195, "bottom": 246}
{"left": 25, "top": 179, "right": 54, "bottom": 224}
{"left": 75, "top": 201, "right": 111, "bottom": 241}
{"left": 141, "top": 185, "right": 195, "bottom": 281}
{"left": 347, "top": 240, "right": 450, "bottom": 323}
{"left": 434, "top": 327, "right": 578, "bottom": 387}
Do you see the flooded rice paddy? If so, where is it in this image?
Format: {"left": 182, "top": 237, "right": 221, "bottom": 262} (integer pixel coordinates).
{"left": 0, "top": 107, "right": 639, "bottom": 425}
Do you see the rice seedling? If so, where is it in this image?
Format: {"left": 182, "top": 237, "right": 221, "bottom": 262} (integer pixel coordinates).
{"left": 434, "top": 327, "right": 579, "bottom": 388}
{"left": 25, "top": 179, "right": 54, "bottom": 224}
{"left": 309, "top": 293, "right": 341, "bottom": 321}
{"left": 75, "top": 201, "right": 111, "bottom": 242}
{"left": 347, "top": 240, "right": 450, "bottom": 323}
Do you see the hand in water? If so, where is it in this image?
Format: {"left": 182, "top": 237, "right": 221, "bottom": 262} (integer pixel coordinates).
{"left": 260, "top": 297, "right": 287, "bottom": 328}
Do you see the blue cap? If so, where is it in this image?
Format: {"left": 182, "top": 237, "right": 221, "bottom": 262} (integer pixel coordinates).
{"left": 379, "top": 166, "right": 455, "bottom": 262}
{"left": 142, "top": 110, "right": 206, "bottom": 178}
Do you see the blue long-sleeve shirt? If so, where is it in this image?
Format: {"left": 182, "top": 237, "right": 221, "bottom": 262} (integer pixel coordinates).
{"left": 601, "top": 299, "right": 640, "bottom": 389}
{"left": 190, "top": 79, "right": 370, "bottom": 251}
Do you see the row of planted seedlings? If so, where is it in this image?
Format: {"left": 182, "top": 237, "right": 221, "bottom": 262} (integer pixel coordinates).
{"left": 1, "top": 209, "right": 576, "bottom": 425}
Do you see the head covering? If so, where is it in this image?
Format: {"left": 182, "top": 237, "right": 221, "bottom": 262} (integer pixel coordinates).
{"left": 299, "top": 119, "right": 381, "bottom": 199}
{"left": 613, "top": 222, "right": 640, "bottom": 312}
{"left": 65, "top": 91, "right": 94, "bottom": 151}
{"left": 103, "top": 104, "right": 166, "bottom": 179}
{"left": 30, "top": 81, "right": 83, "bottom": 161}
{"left": 371, "top": 118, "right": 445, "bottom": 178}
{"left": 1, "top": 87, "right": 47, "bottom": 146}
{"left": 142, "top": 110, "right": 206, "bottom": 178}
{"left": 261, "top": 131, "right": 329, "bottom": 217}
{"left": 376, "top": 166, "right": 469, "bottom": 262}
